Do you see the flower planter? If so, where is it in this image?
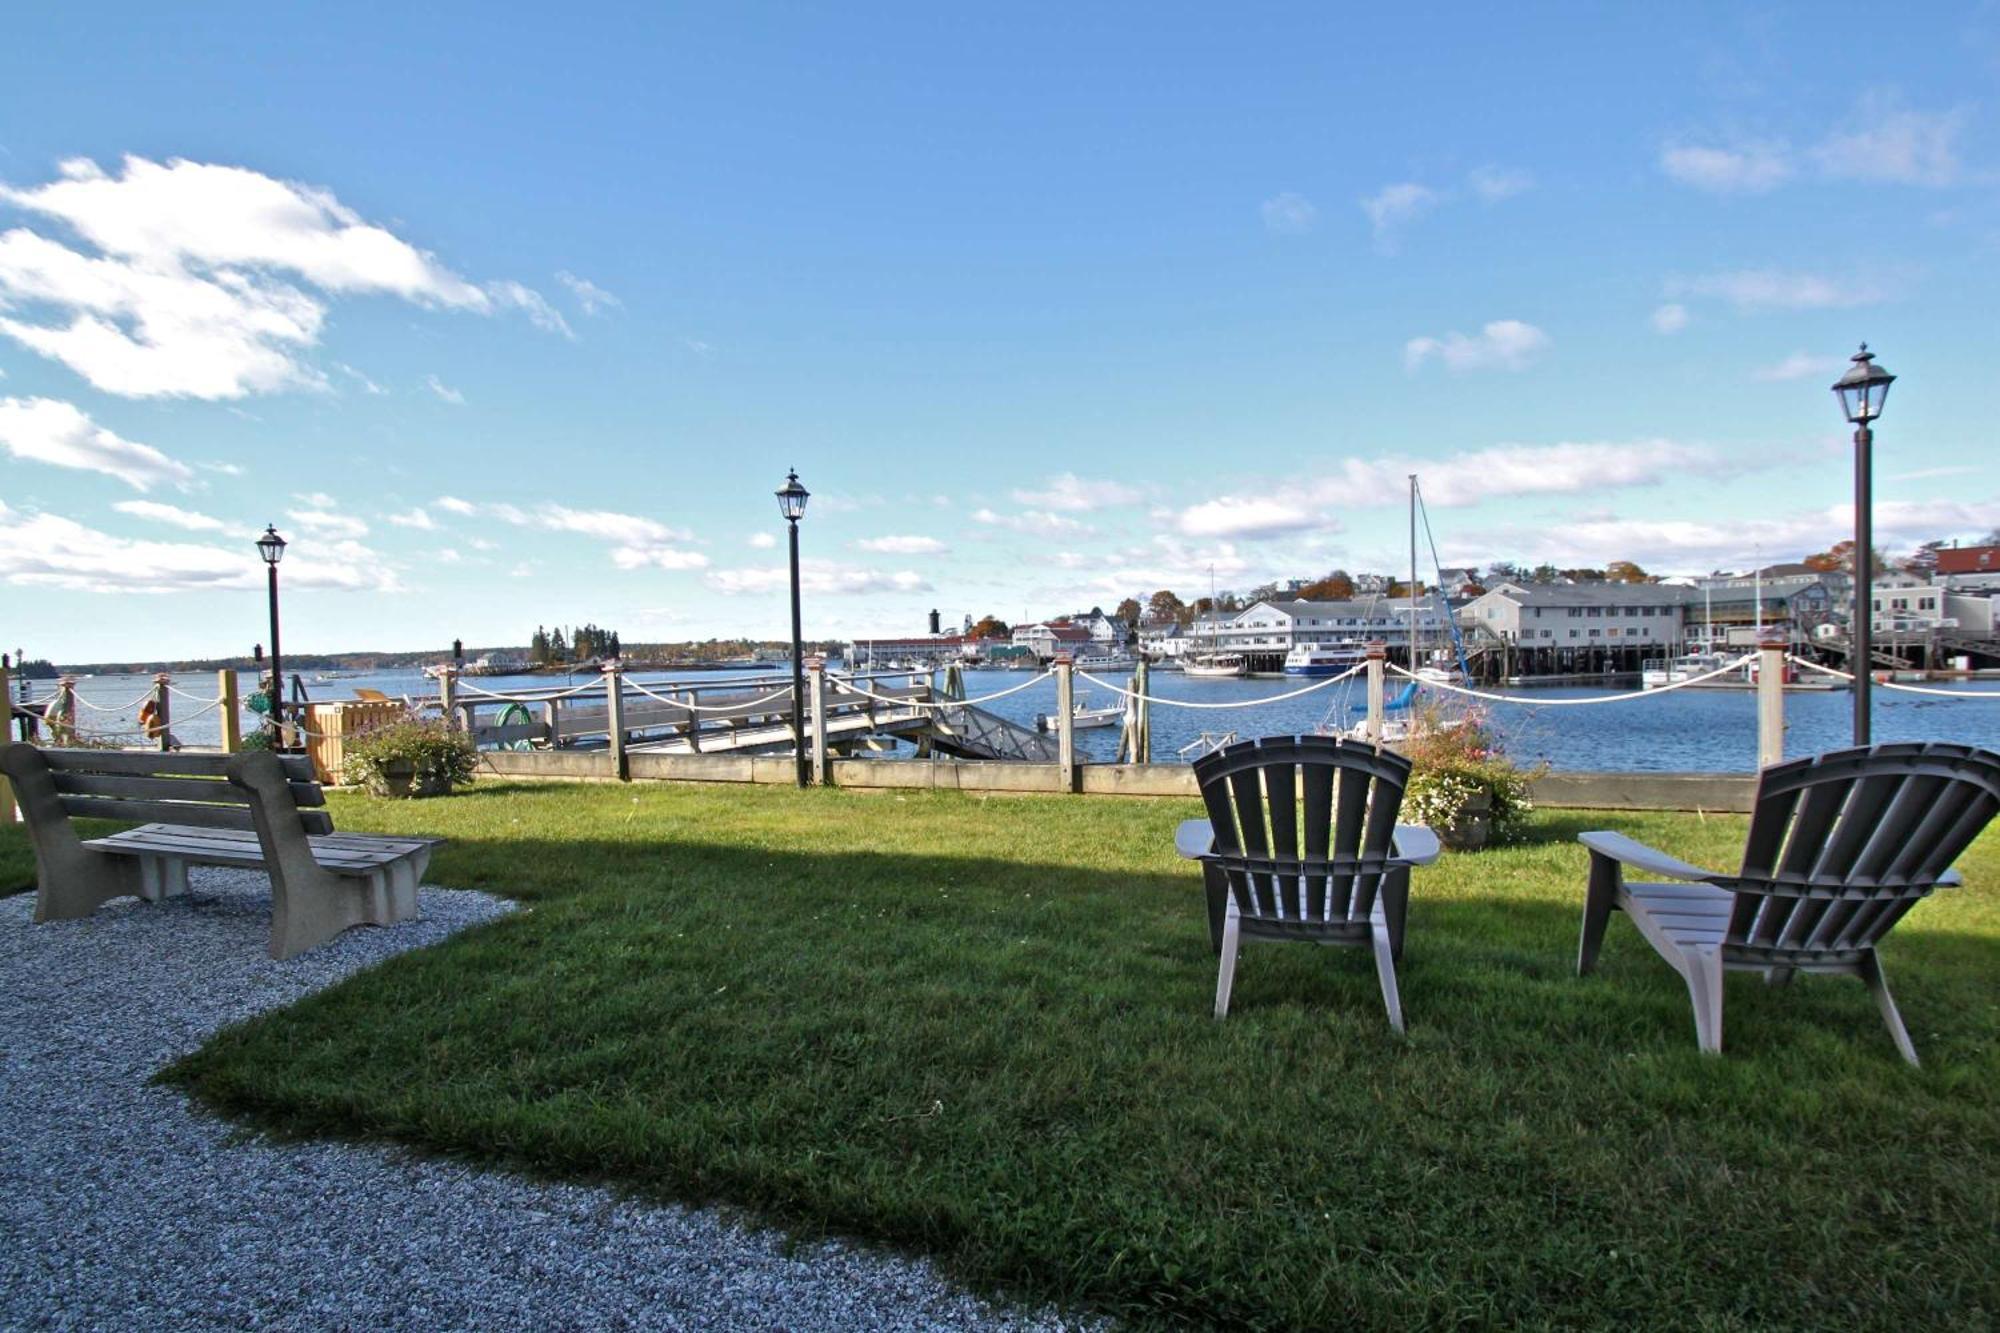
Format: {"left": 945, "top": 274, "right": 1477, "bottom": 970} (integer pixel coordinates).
{"left": 1437, "top": 791, "right": 1493, "bottom": 852}
{"left": 366, "top": 759, "right": 453, "bottom": 800}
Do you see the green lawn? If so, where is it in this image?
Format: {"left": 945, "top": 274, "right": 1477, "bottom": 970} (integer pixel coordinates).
{"left": 133, "top": 781, "right": 2000, "bottom": 1328}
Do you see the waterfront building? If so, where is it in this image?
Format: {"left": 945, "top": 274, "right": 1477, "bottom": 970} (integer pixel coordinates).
{"left": 1460, "top": 582, "right": 1689, "bottom": 649}
{"left": 1685, "top": 572, "right": 1839, "bottom": 648}
{"left": 1183, "top": 598, "right": 1447, "bottom": 672}
{"left": 1869, "top": 575, "right": 1948, "bottom": 635}
{"left": 1937, "top": 544, "right": 2000, "bottom": 592}
{"left": 1012, "top": 621, "right": 1094, "bottom": 662}
{"left": 1136, "top": 618, "right": 1188, "bottom": 660}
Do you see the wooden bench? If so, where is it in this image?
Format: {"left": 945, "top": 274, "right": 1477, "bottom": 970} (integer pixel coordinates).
{"left": 0, "top": 743, "right": 443, "bottom": 960}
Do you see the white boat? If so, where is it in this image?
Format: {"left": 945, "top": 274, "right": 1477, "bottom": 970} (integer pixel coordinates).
{"left": 1642, "top": 651, "right": 1723, "bottom": 689}
{"left": 1413, "top": 651, "right": 1462, "bottom": 685}
{"left": 1183, "top": 653, "right": 1246, "bottom": 679}
{"left": 1073, "top": 650, "right": 1133, "bottom": 672}
{"left": 1035, "top": 694, "right": 1122, "bottom": 732}
{"left": 1284, "top": 643, "right": 1367, "bottom": 677}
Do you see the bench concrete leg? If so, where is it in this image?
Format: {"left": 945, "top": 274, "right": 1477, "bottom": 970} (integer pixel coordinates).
{"left": 267, "top": 860, "right": 429, "bottom": 961}
{"left": 32, "top": 853, "right": 143, "bottom": 923}
{"left": 135, "top": 856, "right": 189, "bottom": 902}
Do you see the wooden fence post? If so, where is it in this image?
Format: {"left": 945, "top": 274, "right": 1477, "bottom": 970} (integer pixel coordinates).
{"left": 53, "top": 676, "right": 78, "bottom": 745}
{"left": 436, "top": 665, "right": 459, "bottom": 725}
{"left": 1132, "top": 658, "right": 1151, "bottom": 763}
{"left": 1055, "top": 654, "right": 1077, "bottom": 792}
{"left": 1757, "top": 635, "right": 1788, "bottom": 769}
{"left": 1365, "top": 641, "right": 1387, "bottom": 746}
{"left": 151, "top": 673, "right": 172, "bottom": 752}
{"left": 808, "top": 655, "right": 829, "bottom": 785}
{"left": 0, "top": 654, "right": 14, "bottom": 822}
{"left": 604, "top": 663, "right": 628, "bottom": 780}
{"left": 217, "top": 668, "right": 241, "bottom": 753}
{"left": 542, "top": 699, "right": 562, "bottom": 750}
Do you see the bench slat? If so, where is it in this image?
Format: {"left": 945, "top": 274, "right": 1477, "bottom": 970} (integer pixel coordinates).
{"left": 90, "top": 828, "right": 404, "bottom": 863}
{"left": 51, "top": 771, "right": 253, "bottom": 804}
{"left": 42, "top": 749, "right": 316, "bottom": 783}
{"left": 59, "top": 795, "right": 332, "bottom": 836}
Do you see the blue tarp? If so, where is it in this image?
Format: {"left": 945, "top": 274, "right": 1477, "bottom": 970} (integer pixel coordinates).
{"left": 1351, "top": 681, "right": 1420, "bottom": 713}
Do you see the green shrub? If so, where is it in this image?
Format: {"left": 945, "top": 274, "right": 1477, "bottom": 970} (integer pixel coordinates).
{"left": 341, "top": 716, "right": 477, "bottom": 797}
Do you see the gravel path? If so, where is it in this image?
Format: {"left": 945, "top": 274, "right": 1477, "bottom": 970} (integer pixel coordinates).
{"left": 0, "top": 871, "right": 1085, "bottom": 1331}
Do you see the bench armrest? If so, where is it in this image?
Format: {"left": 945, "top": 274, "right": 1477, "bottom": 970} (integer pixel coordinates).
{"left": 1392, "top": 824, "right": 1441, "bottom": 867}
{"left": 1175, "top": 818, "right": 1214, "bottom": 860}
{"left": 1578, "top": 829, "right": 1727, "bottom": 883}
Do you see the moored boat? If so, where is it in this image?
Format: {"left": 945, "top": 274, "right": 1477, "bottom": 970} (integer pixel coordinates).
{"left": 1283, "top": 643, "right": 1367, "bottom": 677}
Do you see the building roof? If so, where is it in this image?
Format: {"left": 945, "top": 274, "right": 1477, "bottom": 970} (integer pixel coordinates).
{"left": 1478, "top": 582, "right": 1687, "bottom": 607}
{"left": 1938, "top": 544, "right": 2000, "bottom": 575}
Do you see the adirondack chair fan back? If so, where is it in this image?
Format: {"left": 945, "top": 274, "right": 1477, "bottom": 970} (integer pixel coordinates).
{"left": 1194, "top": 737, "right": 1412, "bottom": 937}
{"left": 1726, "top": 743, "right": 2000, "bottom": 966}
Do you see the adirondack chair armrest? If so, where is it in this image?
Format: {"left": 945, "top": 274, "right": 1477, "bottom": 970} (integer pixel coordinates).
{"left": 1391, "top": 824, "right": 1441, "bottom": 867}
{"left": 1175, "top": 818, "right": 1214, "bottom": 860}
{"left": 1578, "top": 830, "right": 1726, "bottom": 883}
{"left": 1937, "top": 868, "right": 1963, "bottom": 889}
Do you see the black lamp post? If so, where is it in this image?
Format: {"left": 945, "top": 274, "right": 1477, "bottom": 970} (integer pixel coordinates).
{"left": 1831, "top": 344, "right": 1895, "bottom": 746}
{"left": 775, "top": 469, "right": 811, "bottom": 787}
{"left": 256, "top": 525, "right": 288, "bottom": 745}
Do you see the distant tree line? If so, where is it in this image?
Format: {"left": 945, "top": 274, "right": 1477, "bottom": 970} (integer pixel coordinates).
{"left": 530, "top": 623, "right": 622, "bottom": 665}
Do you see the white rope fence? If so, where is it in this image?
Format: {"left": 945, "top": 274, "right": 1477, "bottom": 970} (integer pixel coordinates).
{"left": 624, "top": 678, "right": 797, "bottom": 712}
{"left": 1788, "top": 654, "right": 2000, "bottom": 700}
{"left": 1384, "top": 653, "right": 1759, "bottom": 705}
{"left": 1075, "top": 663, "right": 1365, "bottom": 708}
{"left": 456, "top": 677, "right": 607, "bottom": 703}
{"left": 825, "top": 669, "right": 1057, "bottom": 711}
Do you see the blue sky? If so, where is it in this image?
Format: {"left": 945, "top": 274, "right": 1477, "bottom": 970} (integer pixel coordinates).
{"left": 2, "top": 3, "right": 1998, "bottom": 660}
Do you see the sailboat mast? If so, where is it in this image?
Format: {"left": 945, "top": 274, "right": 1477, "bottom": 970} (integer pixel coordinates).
{"left": 1408, "top": 475, "right": 1418, "bottom": 669}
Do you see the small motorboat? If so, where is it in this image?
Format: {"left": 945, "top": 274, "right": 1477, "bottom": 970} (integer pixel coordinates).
{"left": 1035, "top": 694, "right": 1123, "bottom": 732}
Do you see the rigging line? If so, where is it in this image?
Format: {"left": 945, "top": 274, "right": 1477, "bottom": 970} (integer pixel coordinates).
{"left": 1413, "top": 479, "right": 1474, "bottom": 679}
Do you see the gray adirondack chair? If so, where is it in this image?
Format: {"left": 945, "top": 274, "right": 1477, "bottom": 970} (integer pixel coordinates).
{"left": 1577, "top": 741, "right": 1999, "bottom": 1065}
{"left": 1179, "top": 735, "right": 1439, "bottom": 1030}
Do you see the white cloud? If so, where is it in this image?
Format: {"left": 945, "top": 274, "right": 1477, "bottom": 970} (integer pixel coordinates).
{"left": 0, "top": 155, "right": 558, "bottom": 399}
{"left": 1010, "top": 473, "right": 1143, "bottom": 512}
{"left": 854, "top": 534, "right": 949, "bottom": 555}
{"left": 1176, "top": 497, "right": 1321, "bottom": 540}
{"left": 112, "top": 499, "right": 227, "bottom": 531}
{"left": 1360, "top": 182, "right": 1441, "bottom": 247}
{"left": 748, "top": 531, "right": 777, "bottom": 550}
{"left": 293, "top": 490, "right": 338, "bottom": 509}
{"left": 970, "top": 507, "right": 1090, "bottom": 536}
{"left": 705, "top": 561, "right": 931, "bottom": 596}
{"left": 1670, "top": 269, "right": 1884, "bottom": 312}
{"left": 1650, "top": 302, "right": 1691, "bottom": 334}
{"left": 0, "top": 499, "right": 397, "bottom": 593}
{"left": 1404, "top": 319, "right": 1549, "bottom": 373}
{"left": 334, "top": 362, "right": 387, "bottom": 394}
{"left": 556, "top": 270, "right": 621, "bottom": 315}
{"left": 1260, "top": 191, "right": 1317, "bottom": 234}
{"left": 286, "top": 507, "right": 369, "bottom": 539}
{"left": 424, "top": 374, "right": 465, "bottom": 405}
{"left": 1469, "top": 497, "right": 2000, "bottom": 575}
{"left": 1812, "top": 96, "right": 1966, "bottom": 186}
{"left": 199, "top": 460, "right": 245, "bottom": 476}
{"left": 1752, "top": 351, "right": 1846, "bottom": 382}
{"left": 1307, "top": 440, "right": 1720, "bottom": 511}
{"left": 486, "top": 279, "right": 573, "bottom": 339}
{"left": 0, "top": 395, "right": 193, "bottom": 490}
{"left": 1468, "top": 166, "right": 1533, "bottom": 201}
{"left": 430, "top": 547, "right": 464, "bottom": 564}
{"left": 386, "top": 506, "right": 436, "bottom": 530}
{"left": 611, "top": 546, "right": 710, "bottom": 571}
{"left": 437, "top": 497, "right": 705, "bottom": 571}
{"left": 1660, "top": 140, "right": 1792, "bottom": 193}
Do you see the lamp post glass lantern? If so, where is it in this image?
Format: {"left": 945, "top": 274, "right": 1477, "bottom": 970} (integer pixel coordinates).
{"left": 1831, "top": 345, "right": 1894, "bottom": 747}
{"left": 257, "top": 525, "right": 287, "bottom": 746}
{"left": 775, "top": 470, "right": 811, "bottom": 786}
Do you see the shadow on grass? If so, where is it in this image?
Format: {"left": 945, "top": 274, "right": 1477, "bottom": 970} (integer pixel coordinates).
{"left": 162, "top": 814, "right": 2000, "bottom": 1332}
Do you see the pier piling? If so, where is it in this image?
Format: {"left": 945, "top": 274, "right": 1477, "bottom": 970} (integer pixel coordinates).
{"left": 808, "top": 656, "right": 829, "bottom": 785}
{"left": 1365, "top": 641, "right": 1387, "bottom": 745}
{"left": 1055, "top": 655, "right": 1077, "bottom": 792}
{"left": 1757, "top": 636, "right": 1787, "bottom": 769}
{"left": 217, "top": 668, "right": 241, "bottom": 753}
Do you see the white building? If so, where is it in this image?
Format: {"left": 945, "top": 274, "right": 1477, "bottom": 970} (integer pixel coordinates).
{"left": 1459, "top": 582, "right": 1687, "bottom": 649}
{"left": 1188, "top": 598, "right": 1448, "bottom": 655}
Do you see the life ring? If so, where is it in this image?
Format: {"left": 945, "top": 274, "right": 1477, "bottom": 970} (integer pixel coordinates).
{"left": 495, "top": 701, "right": 536, "bottom": 751}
